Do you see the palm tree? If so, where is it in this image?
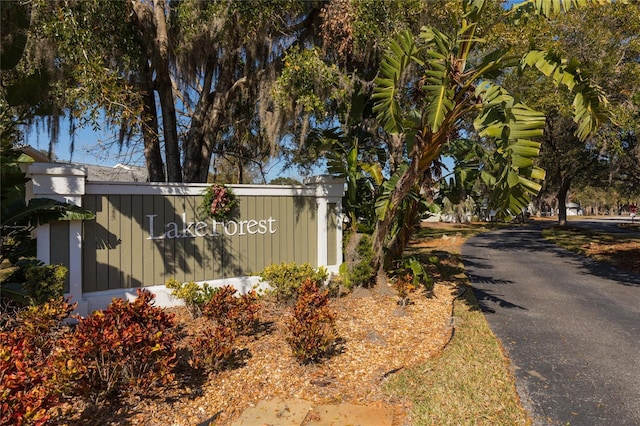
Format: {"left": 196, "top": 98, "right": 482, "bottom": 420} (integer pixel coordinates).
{"left": 370, "top": 0, "right": 612, "bottom": 279}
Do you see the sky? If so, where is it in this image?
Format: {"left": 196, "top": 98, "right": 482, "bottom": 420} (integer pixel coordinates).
{"left": 24, "top": 121, "right": 305, "bottom": 183}
{"left": 24, "top": 117, "right": 458, "bottom": 184}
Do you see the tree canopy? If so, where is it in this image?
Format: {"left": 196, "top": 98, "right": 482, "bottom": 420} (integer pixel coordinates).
{"left": 501, "top": 1, "right": 640, "bottom": 224}
{"left": 5, "top": 0, "right": 448, "bottom": 183}
{"left": 368, "top": 0, "right": 619, "bottom": 274}
{"left": 3, "top": 0, "right": 636, "bottom": 282}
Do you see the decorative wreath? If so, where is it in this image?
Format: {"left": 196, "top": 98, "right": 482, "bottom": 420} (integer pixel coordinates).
{"left": 199, "top": 184, "right": 237, "bottom": 221}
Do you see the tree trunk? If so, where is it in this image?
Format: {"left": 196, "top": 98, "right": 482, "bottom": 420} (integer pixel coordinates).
{"left": 139, "top": 58, "right": 165, "bottom": 182}
{"left": 182, "top": 58, "right": 236, "bottom": 183}
{"left": 130, "top": 0, "right": 179, "bottom": 181}
{"left": 371, "top": 128, "right": 445, "bottom": 284}
{"left": 557, "top": 177, "right": 571, "bottom": 226}
{"left": 152, "top": 0, "right": 181, "bottom": 182}
{"left": 182, "top": 97, "right": 227, "bottom": 182}
{"left": 384, "top": 197, "right": 421, "bottom": 264}
{"left": 182, "top": 60, "right": 216, "bottom": 183}
{"left": 371, "top": 162, "right": 420, "bottom": 273}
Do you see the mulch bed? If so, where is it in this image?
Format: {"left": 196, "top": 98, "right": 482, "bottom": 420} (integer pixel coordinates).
{"left": 56, "top": 283, "right": 458, "bottom": 426}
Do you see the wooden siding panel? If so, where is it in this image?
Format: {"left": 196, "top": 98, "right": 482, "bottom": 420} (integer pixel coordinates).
{"left": 284, "top": 196, "right": 295, "bottom": 265}
{"left": 188, "top": 195, "right": 206, "bottom": 282}
{"left": 152, "top": 195, "right": 166, "bottom": 286}
{"left": 119, "top": 195, "right": 133, "bottom": 288}
{"left": 107, "top": 195, "right": 122, "bottom": 290}
{"left": 260, "top": 197, "right": 281, "bottom": 270}
{"left": 292, "top": 197, "right": 316, "bottom": 266}
{"left": 309, "top": 199, "right": 318, "bottom": 267}
{"left": 130, "top": 196, "right": 144, "bottom": 288}
{"left": 255, "top": 196, "right": 265, "bottom": 272}
{"left": 94, "top": 195, "right": 110, "bottom": 291}
{"left": 225, "top": 206, "right": 242, "bottom": 278}
{"left": 173, "top": 195, "right": 189, "bottom": 283}
{"left": 162, "top": 195, "right": 173, "bottom": 283}
{"left": 307, "top": 198, "right": 318, "bottom": 267}
{"left": 210, "top": 223, "right": 222, "bottom": 280}
{"left": 266, "top": 196, "right": 277, "bottom": 268}
{"left": 142, "top": 195, "right": 156, "bottom": 287}
{"left": 209, "top": 195, "right": 223, "bottom": 280}
{"left": 243, "top": 196, "right": 256, "bottom": 274}
{"left": 82, "top": 195, "right": 97, "bottom": 293}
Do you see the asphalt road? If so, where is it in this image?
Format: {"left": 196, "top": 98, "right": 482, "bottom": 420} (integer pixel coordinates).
{"left": 564, "top": 215, "right": 640, "bottom": 234}
{"left": 462, "top": 222, "right": 640, "bottom": 425}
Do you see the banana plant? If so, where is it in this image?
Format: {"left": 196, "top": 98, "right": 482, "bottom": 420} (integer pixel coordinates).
{"left": 323, "top": 130, "right": 384, "bottom": 233}
{"left": 370, "top": 0, "right": 614, "bottom": 272}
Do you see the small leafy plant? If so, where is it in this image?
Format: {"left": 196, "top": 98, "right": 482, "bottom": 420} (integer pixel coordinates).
{"left": 258, "top": 262, "right": 328, "bottom": 303}
{"left": 191, "top": 285, "right": 261, "bottom": 371}
{"left": 286, "top": 278, "right": 339, "bottom": 364}
{"left": 189, "top": 325, "right": 236, "bottom": 372}
{"left": 340, "top": 233, "right": 376, "bottom": 290}
{"left": 70, "top": 289, "right": 177, "bottom": 401}
{"left": 165, "top": 278, "right": 215, "bottom": 318}
{"left": 392, "top": 274, "right": 416, "bottom": 307}
{"left": 202, "top": 285, "right": 261, "bottom": 334}
{"left": 395, "top": 256, "right": 433, "bottom": 292}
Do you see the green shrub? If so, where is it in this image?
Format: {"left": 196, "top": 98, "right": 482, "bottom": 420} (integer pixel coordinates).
{"left": 0, "top": 298, "right": 76, "bottom": 426}
{"left": 165, "top": 278, "right": 215, "bottom": 318}
{"left": 286, "top": 279, "right": 338, "bottom": 364}
{"left": 202, "top": 285, "right": 261, "bottom": 334}
{"left": 6, "top": 260, "right": 68, "bottom": 306}
{"left": 393, "top": 256, "right": 433, "bottom": 292}
{"left": 340, "top": 233, "right": 375, "bottom": 289}
{"left": 70, "top": 289, "right": 176, "bottom": 402}
{"left": 258, "top": 262, "right": 328, "bottom": 303}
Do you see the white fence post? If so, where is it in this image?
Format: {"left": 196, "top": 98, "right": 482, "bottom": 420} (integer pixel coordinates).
{"left": 25, "top": 163, "right": 88, "bottom": 315}
{"left": 305, "top": 175, "right": 346, "bottom": 273}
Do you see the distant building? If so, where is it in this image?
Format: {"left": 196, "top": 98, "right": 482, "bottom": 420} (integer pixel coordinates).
{"left": 84, "top": 163, "right": 148, "bottom": 182}
{"left": 19, "top": 145, "right": 148, "bottom": 182}
{"left": 566, "top": 202, "right": 583, "bottom": 216}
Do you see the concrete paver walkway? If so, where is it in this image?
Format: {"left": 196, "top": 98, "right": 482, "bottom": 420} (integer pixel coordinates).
{"left": 231, "top": 398, "right": 394, "bottom": 426}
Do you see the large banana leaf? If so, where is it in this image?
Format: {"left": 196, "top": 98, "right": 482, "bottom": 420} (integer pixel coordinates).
{"left": 2, "top": 198, "right": 95, "bottom": 228}
{"left": 474, "top": 82, "right": 547, "bottom": 216}
{"left": 510, "top": 0, "right": 616, "bottom": 19}
{"left": 1, "top": 198, "right": 95, "bottom": 263}
{"left": 372, "top": 31, "right": 420, "bottom": 134}
{"left": 521, "top": 50, "right": 610, "bottom": 140}
{"left": 419, "top": 27, "right": 457, "bottom": 133}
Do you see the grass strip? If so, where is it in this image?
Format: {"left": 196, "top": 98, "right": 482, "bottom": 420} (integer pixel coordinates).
{"left": 385, "top": 223, "right": 530, "bottom": 425}
{"left": 542, "top": 226, "right": 640, "bottom": 273}
{"left": 385, "top": 281, "right": 530, "bottom": 425}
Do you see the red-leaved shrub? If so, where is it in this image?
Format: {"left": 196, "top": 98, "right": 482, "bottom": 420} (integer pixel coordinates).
{"left": 202, "top": 285, "right": 261, "bottom": 333}
{"left": 189, "top": 325, "right": 236, "bottom": 372}
{"left": 70, "top": 289, "right": 176, "bottom": 401}
{"left": 0, "top": 298, "right": 76, "bottom": 426}
{"left": 286, "top": 279, "right": 339, "bottom": 363}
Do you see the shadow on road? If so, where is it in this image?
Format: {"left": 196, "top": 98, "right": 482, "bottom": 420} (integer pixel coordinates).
{"left": 465, "top": 223, "right": 640, "bottom": 288}
{"left": 471, "top": 287, "right": 527, "bottom": 313}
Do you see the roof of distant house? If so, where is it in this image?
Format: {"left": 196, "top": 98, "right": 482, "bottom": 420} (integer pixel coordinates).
{"left": 18, "top": 145, "right": 149, "bottom": 182}
{"left": 83, "top": 163, "right": 149, "bottom": 182}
